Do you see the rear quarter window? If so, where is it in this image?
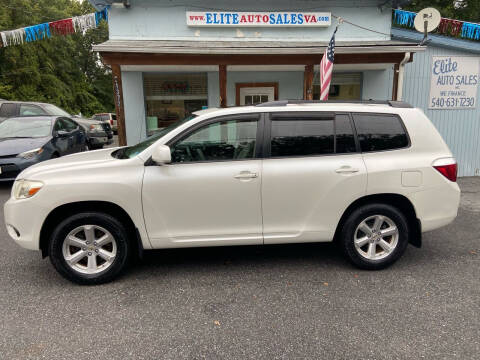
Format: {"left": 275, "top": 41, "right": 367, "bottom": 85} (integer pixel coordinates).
{"left": 352, "top": 113, "right": 409, "bottom": 152}
{"left": 0, "top": 103, "right": 17, "bottom": 117}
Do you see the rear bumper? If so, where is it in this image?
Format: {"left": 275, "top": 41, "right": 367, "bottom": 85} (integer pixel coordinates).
{"left": 88, "top": 135, "right": 109, "bottom": 146}
{"left": 408, "top": 181, "right": 461, "bottom": 233}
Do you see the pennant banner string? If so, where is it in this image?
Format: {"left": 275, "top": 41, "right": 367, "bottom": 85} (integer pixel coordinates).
{"left": 0, "top": 8, "right": 109, "bottom": 48}
{"left": 393, "top": 9, "right": 480, "bottom": 41}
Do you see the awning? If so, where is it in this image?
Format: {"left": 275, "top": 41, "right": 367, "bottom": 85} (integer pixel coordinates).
{"left": 94, "top": 39, "right": 425, "bottom": 55}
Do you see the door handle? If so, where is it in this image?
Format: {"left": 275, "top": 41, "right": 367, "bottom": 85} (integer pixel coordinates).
{"left": 335, "top": 166, "right": 360, "bottom": 174}
{"left": 234, "top": 171, "right": 258, "bottom": 180}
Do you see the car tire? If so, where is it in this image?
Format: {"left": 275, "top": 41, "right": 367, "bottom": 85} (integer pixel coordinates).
{"left": 339, "top": 203, "right": 409, "bottom": 270}
{"left": 49, "top": 212, "right": 130, "bottom": 285}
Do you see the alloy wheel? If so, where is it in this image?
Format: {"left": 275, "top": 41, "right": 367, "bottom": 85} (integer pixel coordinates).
{"left": 353, "top": 215, "right": 399, "bottom": 261}
{"left": 62, "top": 225, "right": 117, "bottom": 275}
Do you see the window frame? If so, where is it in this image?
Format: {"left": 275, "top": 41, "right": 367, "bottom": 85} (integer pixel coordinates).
{"left": 264, "top": 112, "right": 360, "bottom": 159}
{"left": 351, "top": 112, "right": 411, "bottom": 154}
{"left": 164, "top": 113, "right": 265, "bottom": 165}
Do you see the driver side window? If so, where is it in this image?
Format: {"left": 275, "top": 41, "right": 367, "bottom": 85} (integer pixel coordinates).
{"left": 54, "top": 119, "right": 67, "bottom": 131}
{"left": 171, "top": 116, "right": 258, "bottom": 163}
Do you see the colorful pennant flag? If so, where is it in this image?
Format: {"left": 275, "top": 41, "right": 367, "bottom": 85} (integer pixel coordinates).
{"left": 49, "top": 19, "right": 75, "bottom": 36}
{"left": 25, "top": 23, "right": 51, "bottom": 42}
{"left": 73, "top": 13, "right": 97, "bottom": 33}
{"left": 0, "top": 28, "right": 26, "bottom": 46}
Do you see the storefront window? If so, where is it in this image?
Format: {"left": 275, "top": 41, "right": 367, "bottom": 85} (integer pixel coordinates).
{"left": 313, "top": 73, "right": 362, "bottom": 100}
{"left": 144, "top": 73, "right": 208, "bottom": 136}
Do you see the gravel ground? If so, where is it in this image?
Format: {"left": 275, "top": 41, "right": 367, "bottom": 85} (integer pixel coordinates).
{"left": 0, "top": 178, "right": 479, "bottom": 359}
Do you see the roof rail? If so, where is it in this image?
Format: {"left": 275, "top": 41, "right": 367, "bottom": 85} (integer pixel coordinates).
{"left": 256, "top": 100, "right": 413, "bottom": 108}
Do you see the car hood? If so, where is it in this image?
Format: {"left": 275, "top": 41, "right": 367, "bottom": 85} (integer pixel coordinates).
{"left": 0, "top": 137, "right": 50, "bottom": 157}
{"left": 18, "top": 147, "right": 122, "bottom": 180}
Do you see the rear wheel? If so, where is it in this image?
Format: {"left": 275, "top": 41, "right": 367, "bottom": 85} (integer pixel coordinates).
{"left": 49, "top": 212, "right": 130, "bottom": 285}
{"left": 340, "top": 203, "right": 409, "bottom": 270}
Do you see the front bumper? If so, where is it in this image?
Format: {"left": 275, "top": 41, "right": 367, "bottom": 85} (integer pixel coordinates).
{"left": 0, "top": 157, "right": 40, "bottom": 182}
{"left": 4, "top": 195, "right": 48, "bottom": 250}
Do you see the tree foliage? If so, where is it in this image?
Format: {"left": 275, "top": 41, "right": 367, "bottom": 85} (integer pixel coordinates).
{"left": 0, "top": 0, "right": 113, "bottom": 116}
{"left": 404, "top": 0, "right": 480, "bottom": 23}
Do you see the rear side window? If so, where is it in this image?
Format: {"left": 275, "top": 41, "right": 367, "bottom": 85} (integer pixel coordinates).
{"left": 353, "top": 113, "right": 409, "bottom": 152}
{"left": 271, "top": 117, "right": 334, "bottom": 157}
{"left": 0, "top": 103, "right": 17, "bottom": 117}
{"left": 269, "top": 113, "right": 357, "bottom": 157}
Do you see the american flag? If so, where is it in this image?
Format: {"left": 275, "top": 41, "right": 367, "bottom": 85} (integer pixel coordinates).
{"left": 319, "top": 29, "right": 337, "bottom": 101}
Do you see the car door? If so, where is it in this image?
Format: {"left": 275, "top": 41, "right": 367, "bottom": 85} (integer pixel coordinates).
{"left": 142, "top": 113, "right": 264, "bottom": 248}
{"left": 261, "top": 112, "right": 367, "bottom": 244}
{"left": 52, "top": 118, "right": 72, "bottom": 155}
{"left": 62, "top": 117, "right": 84, "bottom": 152}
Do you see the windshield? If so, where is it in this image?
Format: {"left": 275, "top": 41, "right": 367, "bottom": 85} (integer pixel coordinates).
{"left": 42, "top": 104, "right": 71, "bottom": 117}
{"left": 116, "top": 115, "right": 196, "bottom": 159}
{"left": 0, "top": 117, "right": 52, "bottom": 138}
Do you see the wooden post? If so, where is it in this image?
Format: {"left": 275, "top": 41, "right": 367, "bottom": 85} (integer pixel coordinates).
{"left": 219, "top": 64, "right": 227, "bottom": 108}
{"left": 392, "top": 63, "right": 400, "bottom": 101}
{"left": 304, "top": 64, "right": 314, "bottom": 100}
{"left": 111, "top": 64, "right": 127, "bottom": 146}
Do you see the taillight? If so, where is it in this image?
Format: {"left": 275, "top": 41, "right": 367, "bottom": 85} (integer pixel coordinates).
{"left": 433, "top": 158, "right": 457, "bottom": 182}
{"left": 110, "top": 119, "right": 113, "bottom": 125}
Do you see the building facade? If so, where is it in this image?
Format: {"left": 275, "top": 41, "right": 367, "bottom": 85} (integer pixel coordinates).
{"left": 393, "top": 28, "right": 480, "bottom": 177}
{"left": 89, "top": 0, "right": 480, "bottom": 176}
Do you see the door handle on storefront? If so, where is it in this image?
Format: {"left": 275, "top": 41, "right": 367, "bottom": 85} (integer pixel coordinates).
{"left": 335, "top": 166, "right": 360, "bottom": 174}
{"left": 234, "top": 172, "right": 258, "bottom": 180}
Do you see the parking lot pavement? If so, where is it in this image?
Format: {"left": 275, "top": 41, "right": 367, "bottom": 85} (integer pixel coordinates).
{"left": 0, "top": 179, "right": 479, "bottom": 360}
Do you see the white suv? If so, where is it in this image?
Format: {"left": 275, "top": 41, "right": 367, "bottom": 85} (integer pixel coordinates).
{"left": 4, "top": 101, "right": 460, "bottom": 284}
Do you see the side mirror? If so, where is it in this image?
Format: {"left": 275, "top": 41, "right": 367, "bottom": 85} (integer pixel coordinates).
{"left": 151, "top": 144, "right": 171, "bottom": 165}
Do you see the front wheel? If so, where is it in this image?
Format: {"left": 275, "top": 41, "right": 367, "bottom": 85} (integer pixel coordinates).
{"left": 49, "top": 212, "right": 130, "bottom": 285}
{"left": 339, "top": 203, "right": 410, "bottom": 270}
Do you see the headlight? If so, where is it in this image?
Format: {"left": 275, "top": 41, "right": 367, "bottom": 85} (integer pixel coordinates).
{"left": 17, "top": 148, "right": 43, "bottom": 159}
{"left": 12, "top": 180, "right": 44, "bottom": 199}
{"left": 89, "top": 124, "right": 103, "bottom": 132}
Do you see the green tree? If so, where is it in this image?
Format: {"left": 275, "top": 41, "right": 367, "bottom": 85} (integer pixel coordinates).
{"left": 0, "top": 0, "right": 113, "bottom": 116}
